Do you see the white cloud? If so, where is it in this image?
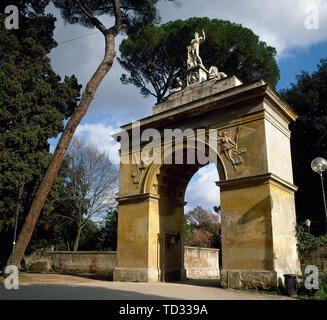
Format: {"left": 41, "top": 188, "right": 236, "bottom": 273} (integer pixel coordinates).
{"left": 75, "top": 122, "right": 121, "bottom": 165}
{"left": 184, "top": 163, "right": 220, "bottom": 212}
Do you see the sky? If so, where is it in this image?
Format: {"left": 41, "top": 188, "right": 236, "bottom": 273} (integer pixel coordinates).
{"left": 47, "top": 0, "right": 327, "bottom": 213}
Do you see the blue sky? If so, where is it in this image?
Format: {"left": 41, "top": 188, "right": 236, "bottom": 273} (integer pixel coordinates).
{"left": 277, "top": 41, "right": 327, "bottom": 91}
{"left": 47, "top": 0, "right": 327, "bottom": 213}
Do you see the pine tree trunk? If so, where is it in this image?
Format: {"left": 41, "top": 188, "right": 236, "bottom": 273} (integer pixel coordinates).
{"left": 7, "top": 32, "right": 117, "bottom": 267}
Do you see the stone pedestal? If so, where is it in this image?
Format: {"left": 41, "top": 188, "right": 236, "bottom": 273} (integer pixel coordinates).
{"left": 217, "top": 173, "right": 300, "bottom": 289}
{"left": 186, "top": 64, "right": 208, "bottom": 86}
{"left": 114, "top": 194, "right": 187, "bottom": 283}
{"left": 152, "top": 75, "right": 242, "bottom": 115}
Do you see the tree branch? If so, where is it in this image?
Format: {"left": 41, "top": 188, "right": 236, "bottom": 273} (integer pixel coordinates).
{"left": 112, "top": 0, "right": 126, "bottom": 34}
{"left": 54, "top": 214, "right": 74, "bottom": 221}
{"left": 91, "top": 6, "right": 148, "bottom": 13}
{"left": 73, "top": 0, "right": 107, "bottom": 34}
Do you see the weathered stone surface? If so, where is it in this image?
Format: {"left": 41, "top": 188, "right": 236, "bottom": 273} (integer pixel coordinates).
{"left": 25, "top": 250, "right": 117, "bottom": 279}
{"left": 24, "top": 246, "right": 53, "bottom": 269}
{"left": 30, "top": 260, "right": 51, "bottom": 273}
{"left": 113, "top": 268, "right": 160, "bottom": 282}
{"left": 186, "top": 64, "right": 208, "bottom": 86}
{"left": 184, "top": 246, "right": 219, "bottom": 279}
{"left": 152, "top": 75, "right": 242, "bottom": 115}
{"left": 305, "top": 245, "right": 327, "bottom": 275}
{"left": 186, "top": 268, "right": 220, "bottom": 280}
{"left": 220, "top": 270, "right": 278, "bottom": 290}
{"left": 50, "top": 252, "right": 117, "bottom": 278}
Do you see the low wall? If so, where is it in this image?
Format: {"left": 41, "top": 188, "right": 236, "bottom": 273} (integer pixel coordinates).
{"left": 184, "top": 246, "right": 220, "bottom": 279}
{"left": 24, "top": 248, "right": 117, "bottom": 279}
{"left": 25, "top": 246, "right": 219, "bottom": 280}
{"left": 50, "top": 251, "right": 117, "bottom": 277}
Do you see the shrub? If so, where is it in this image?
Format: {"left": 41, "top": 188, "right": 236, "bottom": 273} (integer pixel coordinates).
{"left": 296, "top": 226, "right": 327, "bottom": 264}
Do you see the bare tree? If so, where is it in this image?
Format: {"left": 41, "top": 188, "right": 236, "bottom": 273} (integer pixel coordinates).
{"left": 185, "top": 206, "right": 220, "bottom": 248}
{"left": 185, "top": 206, "right": 219, "bottom": 234}
{"left": 56, "top": 136, "right": 118, "bottom": 251}
{"left": 185, "top": 229, "right": 212, "bottom": 248}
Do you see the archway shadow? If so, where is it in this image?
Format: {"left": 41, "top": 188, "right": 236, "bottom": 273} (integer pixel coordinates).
{"left": 170, "top": 279, "right": 220, "bottom": 288}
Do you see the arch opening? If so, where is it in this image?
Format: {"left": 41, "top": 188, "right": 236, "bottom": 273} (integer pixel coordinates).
{"left": 145, "top": 145, "right": 223, "bottom": 282}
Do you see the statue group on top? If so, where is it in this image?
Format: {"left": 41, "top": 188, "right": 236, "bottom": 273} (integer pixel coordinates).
{"left": 170, "top": 29, "right": 227, "bottom": 94}
{"left": 187, "top": 29, "right": 206, "bottom": 68}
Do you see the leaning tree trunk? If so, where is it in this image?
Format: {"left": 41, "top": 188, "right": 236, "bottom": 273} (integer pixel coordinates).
{"left": 7, "top": 32, "right": 117, "bottom": 267}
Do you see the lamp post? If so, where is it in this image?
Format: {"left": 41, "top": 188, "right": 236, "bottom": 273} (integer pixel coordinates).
{"left": 305, "top": 219, "right": 311, "bottom": 234}
{"left": 311, "top": 157, "right": 327, "bottom": 233}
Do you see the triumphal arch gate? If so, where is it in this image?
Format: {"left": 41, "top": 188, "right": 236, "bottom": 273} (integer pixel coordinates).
{"left": 113, "top": 31, "right": 301, "bottom": 289}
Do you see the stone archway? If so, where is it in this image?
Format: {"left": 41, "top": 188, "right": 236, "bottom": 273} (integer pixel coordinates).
{"left": 142, "top": 144, "right": 225, "bottom": 282}
{"left": 113, "top": 75, "right": 301, "bottom": 289}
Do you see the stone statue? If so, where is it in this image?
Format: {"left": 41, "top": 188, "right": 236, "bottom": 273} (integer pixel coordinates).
{"left": 187, "top": 30, "right": 206, "bottom": 69}
{"left": 169, "top": 77, "right": 186, "bottom": 94}
{"left": 208, "top": 66, "right": 228, "bottom": 80}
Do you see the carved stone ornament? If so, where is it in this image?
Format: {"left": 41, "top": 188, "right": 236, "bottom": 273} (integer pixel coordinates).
{"left": 186, "top": 65, "right": 208, "bottom": 86}
{"left": 131, "top": 154, "right": 149, "bottom": 185}
{"left": 152, "top": 183, "right": 159, "bottom": 193}
{"left": 188, "top": 71, "right": 199, "bottom": 85}
{"left": 208, "top": 66, "right": 228, "bottom": 80}
{"left": 217, "top": 127, "right": 247, "bottom": 169}
{"left": 170, "top": 77, "right": 186, "bottom": 94}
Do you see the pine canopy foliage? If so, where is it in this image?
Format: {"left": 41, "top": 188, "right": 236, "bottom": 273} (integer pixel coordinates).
{"left": 119, "top": 17, "right": 280, "bottom": 102}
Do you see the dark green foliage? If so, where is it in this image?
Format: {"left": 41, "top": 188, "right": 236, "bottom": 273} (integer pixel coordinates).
{"left": 78, "top": 220, "right": 103, "bottom": 251}
{"left": 26, "top": 215, "right": 75, "bottom": 253}
{"left": 0, "top": 1, "right": 81, "bottom": 264}
{"left": 281, "top": 59, "right": 327, "bottom": 234}
{"left": 296, "top": 226, "right": 327, "bottom": 264}
{"left": 27, "top": 215, "right": 104, "bottom": 252}
{"left": 119, "top": 17, "right": 280, "bottom": 102}
{"left": 1, "top": 1, "right": 51, "bottom": 14}
{"left": 52, "top": 0, "right": 175, "bottom": 35}
{"left": 100, "top": 207, "right": 118, "bottom": 251}
{"left": 295, "top": 226, "right": 327, "bottom": 300}
{"left": 297, "top": 274, "right": 327, "bottom": 300}
{"left": 31, "top": 207, "right": 119, "bottom": 252}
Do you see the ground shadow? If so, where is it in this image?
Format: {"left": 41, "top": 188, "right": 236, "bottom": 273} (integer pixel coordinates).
{"left": 170, "top": 279, "right": 220, "bottom": 288}
{"left": 0, "top": 284, "right": 178, "bottom": 300}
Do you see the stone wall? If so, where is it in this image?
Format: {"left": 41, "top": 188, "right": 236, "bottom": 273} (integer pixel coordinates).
{"left": 305, "top": 245, "right": 327, "bottom": 275}
{"left": 50, "top": 251, "right": 117, "bottom": 278}
{"left": 25, "top": 246, "right": 219, "bottom": 280}
{"left": 184, "top": 246, "right": 219, "bottom": 279}
{"left": 24, "top": 248, "right": 117, "bottom": 280}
